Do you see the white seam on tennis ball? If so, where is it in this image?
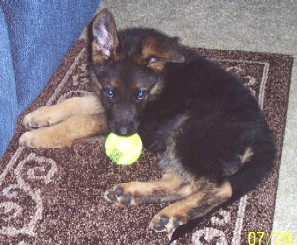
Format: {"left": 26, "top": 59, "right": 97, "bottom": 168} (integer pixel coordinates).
{"left": 120, "top": 144, "right": 142, "bottom": 165}
{"left": 105, "top": 133, "right": 116, "bottom": 150}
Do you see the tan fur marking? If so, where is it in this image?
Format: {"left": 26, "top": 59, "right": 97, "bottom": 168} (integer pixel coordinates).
{"left": 141, "top": 38, "right": 181, "bottom": 62}
{"left": 92, "top": 50, "right": 109, "bottom": 65}
{"left": 141, "top": 38, "right": 158, "bottom": 61}
{"left": 117, "top": 172, "right": 191, "bottom": 200}
{"left": 105, "top": 172, "right": 194, "bottom": 206}
{"left": 239, "top": 147, "right": 254, "bottom": 164}
{"left": 149, "top": 191, "right": 205, "bottom": 231}
{"left": 19, "top": 113, "right": 108, "bottom": 148}
{"left": 218, "top": 181, "right": 233, "bottom": 199}
{"left": 23, "top": 95, "right": 104, "bottom": 128}
{"left": 159, "top": 192, "right": 205, "bottom": 219}
{"left": 92, "top": 47, "right": 121, "bottom": 65}
{"left": 140, "top": 38, "right": 184, "bottom": 72}
{"left": 149, "top": 180, "right": 233, "bottom": 232}
{"left": 149, "top": 82, "right": 163, "bottom": 97}
{"left": 147, "top": 61, "right": 166, "bottom": 72}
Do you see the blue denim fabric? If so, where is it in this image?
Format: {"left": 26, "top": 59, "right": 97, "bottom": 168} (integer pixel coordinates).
{"left": 0, "top": 7, "right": 18, "bottom": 158}
{"left": 0, "top": 1, "right": 100, "bottom": 158}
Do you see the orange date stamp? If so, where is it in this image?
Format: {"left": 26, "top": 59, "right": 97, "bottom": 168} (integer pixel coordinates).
{"left": 248, "top": 232, "right": 297, "bottom": 245}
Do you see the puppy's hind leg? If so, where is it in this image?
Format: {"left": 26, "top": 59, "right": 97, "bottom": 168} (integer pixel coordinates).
{"left": 23, "top": 95, "right": 104, "bottom": 128}
{"left": 20, "top": 113, "right": 108, "bottom": 148}
{"left": 149, "top": 181, "right": 232, "bottom": 233}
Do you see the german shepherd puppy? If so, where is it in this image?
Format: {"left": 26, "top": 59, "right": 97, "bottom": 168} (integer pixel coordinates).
{"left": 19, "top": 9, "right": 275, "bottom": 233}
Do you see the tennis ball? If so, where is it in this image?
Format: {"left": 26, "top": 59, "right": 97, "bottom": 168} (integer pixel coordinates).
{"left": 104, "top": 133, "right": 143, "bottom": 165}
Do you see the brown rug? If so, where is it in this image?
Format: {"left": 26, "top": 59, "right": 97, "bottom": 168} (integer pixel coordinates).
{"left": 0, "top": 39, "right": 293, "bottom": 245}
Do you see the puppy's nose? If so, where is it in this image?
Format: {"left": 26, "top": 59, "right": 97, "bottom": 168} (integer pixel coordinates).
{"left": 119, "top": 127, "right": 129, "bottom": 136}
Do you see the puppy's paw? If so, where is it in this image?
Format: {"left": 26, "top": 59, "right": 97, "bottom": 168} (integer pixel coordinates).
{"left": 19, "top": 129, "right": 71, "bottom": 148}
{"left": 23, "top": 106, "right": 59, "bottom": 128}
{"left": 19, "top": 131, "right": 38, "bottom": 148}
{"left": 104, "top": 184, "right": 137, "bottom": 205}
{"left": 149, "top": 216, "right": 183, "bottom": 233}
{"left": 149, "top": 207, "right": 186, "bottom": 233}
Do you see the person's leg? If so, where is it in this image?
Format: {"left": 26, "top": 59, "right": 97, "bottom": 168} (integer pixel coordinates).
{"left": 0, "top": 7, "right": 18, "bottom": 158}
{"left": 0, "top": 1, "right": 100, "bottom": 158}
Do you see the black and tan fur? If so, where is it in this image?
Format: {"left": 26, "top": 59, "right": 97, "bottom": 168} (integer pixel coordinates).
{"left": 19, "top": 9, "right": 275, "bottom": 234}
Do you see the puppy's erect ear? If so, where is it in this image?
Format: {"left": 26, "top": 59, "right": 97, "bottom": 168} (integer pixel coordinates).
{"left": 92, "top": 9, "right": 119, "bottom": 64}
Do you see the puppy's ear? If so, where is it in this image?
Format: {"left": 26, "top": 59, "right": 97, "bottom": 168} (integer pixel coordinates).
{"left": 142, "top": 36, "right": 185, "bottom": 72}
{"left": 158, "top": 37, "right": 185, "bottom": 64}
{"left": 92, "top": 9, "right": 119, "bottom": 64}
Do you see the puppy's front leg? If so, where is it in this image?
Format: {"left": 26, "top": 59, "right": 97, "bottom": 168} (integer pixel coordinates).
{"left": 104, "top": 173, "right": 193, "bottom": 205}
{"left": 19, "top": 113, "right": 108, "bottom": 148}
{"left": 23, "top": 95, "right": 104, "bottom": 128}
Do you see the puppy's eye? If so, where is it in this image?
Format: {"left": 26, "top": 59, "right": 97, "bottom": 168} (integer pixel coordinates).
{"left": 148, "top": 57, "right": 158, "bottom": 64}
{"left": 106, "top": 88, "right": 114, "bottom": 98}
{"left": 137, "top": 90, "right": 146, "bottom": 100}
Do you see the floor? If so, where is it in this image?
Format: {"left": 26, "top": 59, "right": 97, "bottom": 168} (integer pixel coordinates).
{"left": 85, "top": 0, "right": 297, "bottom": 239}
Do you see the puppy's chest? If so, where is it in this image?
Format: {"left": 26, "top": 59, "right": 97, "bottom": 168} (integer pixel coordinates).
{"left": 139, "top": 111, "right": 189, "bottom": 153}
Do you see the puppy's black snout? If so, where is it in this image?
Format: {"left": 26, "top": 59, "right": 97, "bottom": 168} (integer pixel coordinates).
{"left": 113, "top": 120, "right": 138, "bottom": 136}
{"left": 119, "top": 127, "right": 129, "bottom": 136}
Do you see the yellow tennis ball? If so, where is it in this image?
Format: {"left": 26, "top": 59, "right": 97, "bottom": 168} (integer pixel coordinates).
{"left": 104, "top": 133, "right": 143, "bottom": 165}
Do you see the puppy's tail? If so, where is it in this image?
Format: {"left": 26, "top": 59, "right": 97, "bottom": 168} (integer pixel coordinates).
{"left": 228, "top": 129, "right": 276, "bottom": 201}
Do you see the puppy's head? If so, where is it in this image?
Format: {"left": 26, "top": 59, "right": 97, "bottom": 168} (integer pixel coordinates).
{"left": 90, "top": 9, "right": 185, "bottom": 135}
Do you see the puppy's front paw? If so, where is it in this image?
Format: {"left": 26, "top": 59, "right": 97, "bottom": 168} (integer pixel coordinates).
{"left": 23, "top": 106, "right": 58, "bottom": 128}
{"left": 104, "top": 184, "right": 136, "bottom": 205}
{"left": 19, "top": 131, "right": 41, "bottom": 148}
{"left": 19, "top": 129, "right": 71, "bottom": 148}
{"left": 149, "top": 215, "right": 183, "bottom": 233}
{"left": 149, "top": 205, "right": 186, "bottom": 233}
